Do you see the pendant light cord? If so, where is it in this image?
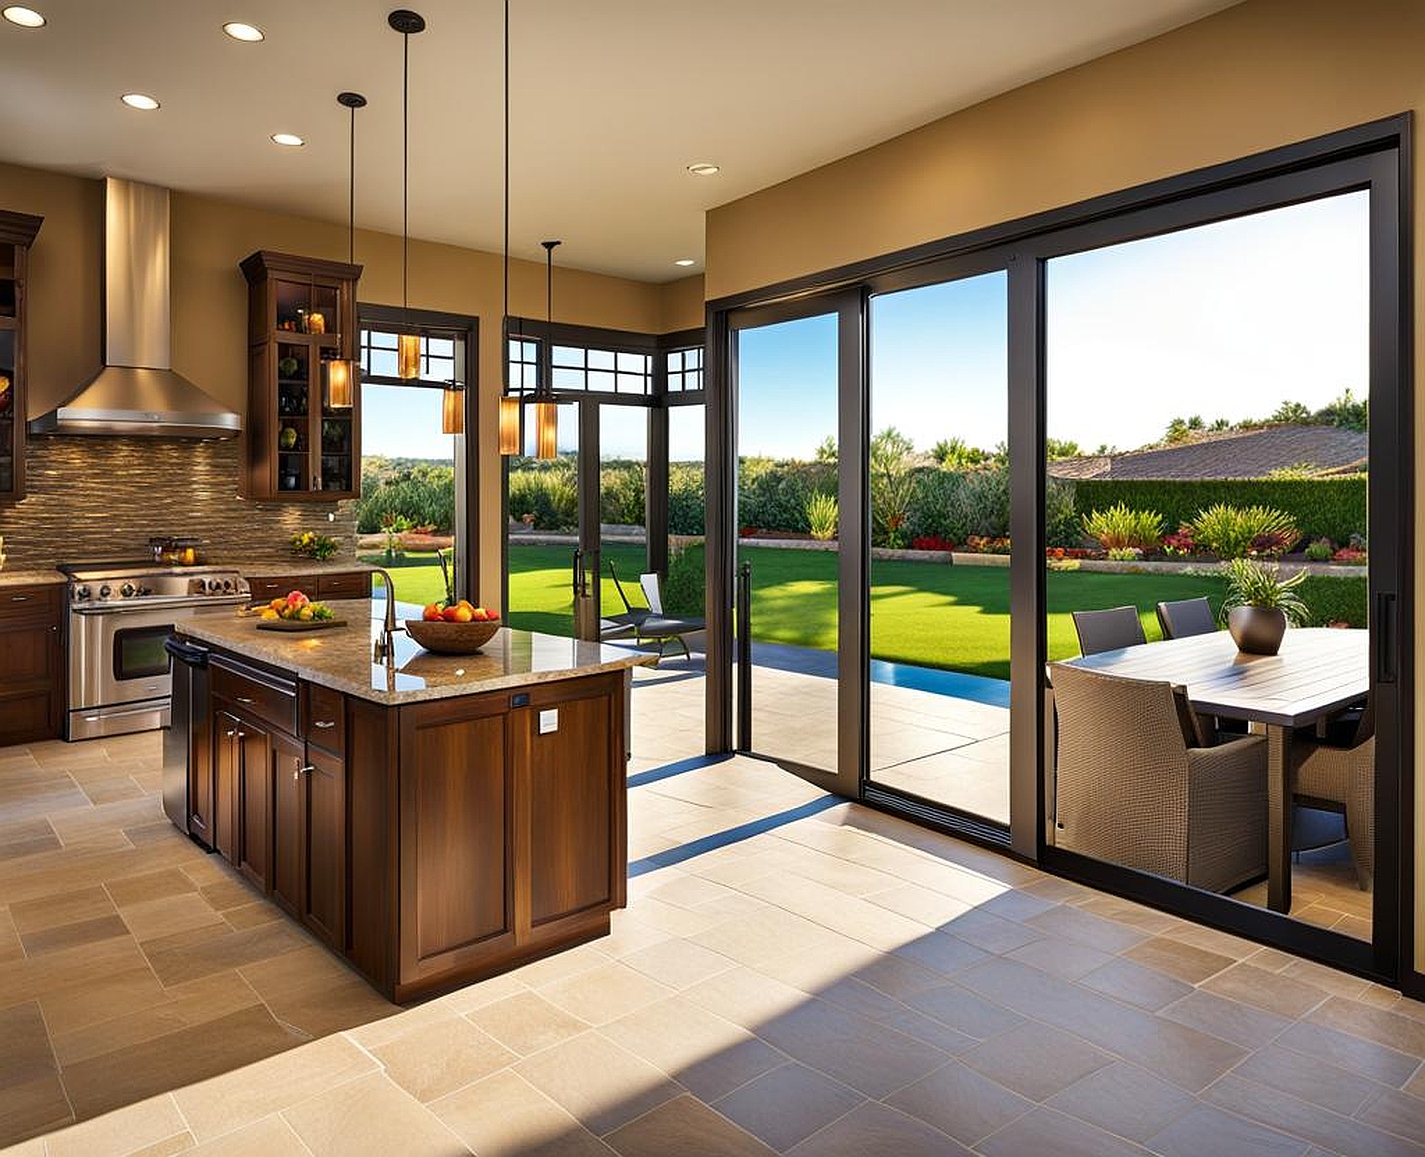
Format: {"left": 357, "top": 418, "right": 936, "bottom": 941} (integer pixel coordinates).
{"left": 502, "top": 0, "right": 509, "bottom": 390}
{"left": 402, "top": 28, "right": 410, "bottom": 321}
{"left": 348, "top": 103, "right": 356, "bottom": 265}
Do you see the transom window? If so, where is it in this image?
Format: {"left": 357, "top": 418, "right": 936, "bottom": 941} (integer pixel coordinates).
{"left": 360, "top": 328, "right": 460, "bottom": 385}
{"left": 666, "top": 346, "right": 703, "bottom": 392}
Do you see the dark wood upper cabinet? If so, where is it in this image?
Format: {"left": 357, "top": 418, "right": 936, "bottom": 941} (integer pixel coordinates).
{"left": 239, "top": 251, "right": 362, "bottom": 501}
{"left": 0, "top": 210, "right": 43, "bottom": 502}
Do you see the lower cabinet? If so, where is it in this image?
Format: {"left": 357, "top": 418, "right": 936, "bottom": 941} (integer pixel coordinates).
{"left": 0, "top": 583, "right": 64, "bottom": 746}
{"left": 213, "top": 709, "right": 272, "bottom": 892}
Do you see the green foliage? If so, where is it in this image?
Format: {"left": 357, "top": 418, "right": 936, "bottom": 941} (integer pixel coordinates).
{"left": 660, "top": 543, "right": 705, "bottom": 618}
{"left": 599, "top": 463, "right": 646, "bottom": 527}
{"left": 931, "top": 437, "right": 991, "bottom": 469}
{"left": 1045, "top": 438, "right": 1083, "bottom": 461}
{"left": 814, "top": 436, "right": 838, "bottom": 462}
{"left": 1188, "top": 503, "right": 1299, "bottom": 559}
{"left": 668, "top": 462, "right": 705, "bottom": 535}
{"left": 1269, "top": 400, "right": 1313, "bottom": 425}
{"left": 805, "top": 492, "right": 839, "bottom": 540}
{"left": 738, "top": 457, "right": 834, "bottom": 533}
{"left": 1304, "top": 538, "right": 1335, "bottom": 562}
{"left": 905, "top": 467, "right": 1010, "bottom": 544}
{"left": 507, "top": 465, "right": 578, "bottom": 530}
{"left": 355, "top": 459, "right": 455, "bottom": 534}
{"left": 1044, "top": 477, "right": 1081, "bottom": 549}
{"left": 1296, "top": 573, "right": 1367, "bottom": 626}
{"left": 1316, "top": 387, "right": 1368, "bottom": 432}
{"left": 1221, "top": 558, "right": 1310, "bottom": 625}
{"left": 1264, "top": 462, "right": 1322, "bottom": 480}
{"left": 1071, "top": 477, "right": 1364, "bottom": 544}
{"left": 1082, "top": 502, "right": 1162, "bottom": 551}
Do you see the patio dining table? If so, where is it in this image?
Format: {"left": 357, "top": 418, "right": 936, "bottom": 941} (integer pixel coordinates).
{"left": 1059, "top": 627, "right": 1368, "bottom": 914}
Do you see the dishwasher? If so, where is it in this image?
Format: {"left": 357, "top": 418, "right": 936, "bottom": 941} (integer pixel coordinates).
{"left": 162, "top": 635, "right": 213, "bottom": 847}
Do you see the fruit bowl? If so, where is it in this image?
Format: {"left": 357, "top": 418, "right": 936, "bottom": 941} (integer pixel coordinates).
{"left": 404, "top": 619, "right": 501, "bottom": 655}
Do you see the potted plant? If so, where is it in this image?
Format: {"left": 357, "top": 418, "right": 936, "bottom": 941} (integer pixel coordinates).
{"left": 1220, "top": 557, "right": 1310, "bottom": 655}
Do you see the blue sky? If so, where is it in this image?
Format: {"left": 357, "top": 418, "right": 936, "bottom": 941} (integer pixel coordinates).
{"left": 368, "top": 189, "right": 1369, "bottom": 463}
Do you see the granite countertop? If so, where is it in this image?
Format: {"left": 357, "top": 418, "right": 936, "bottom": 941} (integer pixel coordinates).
{"left": 179, "top": 599, "right": 655, "bottom": 706}
{"left": 0, "top": 568, "right": 66, "bottom": 588}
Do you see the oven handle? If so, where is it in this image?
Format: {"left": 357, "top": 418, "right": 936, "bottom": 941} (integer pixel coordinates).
{"left": 72, "top": 598, "right": 248, "bottom": 616}
{"left": 164, "top": 637, "right": 211, "bottom": 666}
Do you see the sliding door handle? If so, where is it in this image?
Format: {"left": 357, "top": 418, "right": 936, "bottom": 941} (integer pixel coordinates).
{"left": 1376, "top": 592, "right": 1397, "bottom": 683}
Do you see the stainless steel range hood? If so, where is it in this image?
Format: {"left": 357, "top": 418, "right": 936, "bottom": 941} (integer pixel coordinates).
{"left": 30, "top": 179, "right": 241, "bottom": 439}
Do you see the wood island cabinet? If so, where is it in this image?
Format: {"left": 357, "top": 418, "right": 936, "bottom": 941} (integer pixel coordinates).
{"left": 0, "top": 582, "right": 65, "bottom": 746}
{"left": 245, "top": 570, "right": 372, "bottom": 603}
{"left": 183, "top": 637, "right": 628, "bottom": 1001}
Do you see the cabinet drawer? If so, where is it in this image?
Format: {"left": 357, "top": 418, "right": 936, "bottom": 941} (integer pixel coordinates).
{"left": 212, "top": 657, "right": 298, "bottom": 735}
{"left": 317, "top": 572, "right": 370, "bottom": 600}
{"left": 0, "top": 584, "right": 62, "bottom": 624}
{"left": 246, "top": 576, "right": 306, "bottom": 601}
{"left": 304, "top": 682, "right": 346, "bottom": 754}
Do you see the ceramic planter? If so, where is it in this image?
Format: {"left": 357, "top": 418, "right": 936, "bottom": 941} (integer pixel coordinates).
{"left": 1227, "top": 605, "right": 1287, "bottom": 655}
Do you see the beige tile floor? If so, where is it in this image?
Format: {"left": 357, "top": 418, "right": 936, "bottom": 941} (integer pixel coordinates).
{"left": 4, "top": 664, "right": 1423, "bottom": 1156}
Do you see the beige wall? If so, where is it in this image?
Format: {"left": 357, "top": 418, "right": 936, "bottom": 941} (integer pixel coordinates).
{"left": 0, "top": 160, "right": 702, "bottom": 601}
{"left": 705, "top": 0, "right": 1425, "bottom": 974}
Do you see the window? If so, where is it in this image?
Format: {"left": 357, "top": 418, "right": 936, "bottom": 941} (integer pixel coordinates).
{"left": 666, "top": 346, "right": 704, "bottom": 393}
{"left": 359, "top": 329, "right": 461, "bottom": 386}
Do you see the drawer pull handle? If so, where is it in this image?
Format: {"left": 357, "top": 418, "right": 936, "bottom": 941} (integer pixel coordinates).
{"left": 236, "top": 732, "right": 246, "bottom": 739}
{"left": 225, "top": 729, "right": 236, "bottom": 737}
{"left": 236, "top": 696, "right": 255, "bottom": 705}
{"left": 314, "top": 720, "right": 336, "bottom": 729}
{"left": 10, "top": 595, "right": 28, "bottom": 602}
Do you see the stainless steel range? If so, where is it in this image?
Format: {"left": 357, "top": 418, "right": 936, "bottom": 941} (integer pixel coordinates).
{"left": 60, "top": 560, "right": 250, "bottom": 740}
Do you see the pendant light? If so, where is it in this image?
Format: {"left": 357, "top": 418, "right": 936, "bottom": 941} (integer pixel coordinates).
{"left": 533, "top": 239, "right": 561, "bottom": 460}
{"left": 442, "top": 373, "right": 465, "bottom": 434}
{"left": 325, "top": 91, "right": 366, "bottom": 410}
{"left": 497, "top": 0, "right": 520, "bottom": 455}
{"left": 390, "top": 9, "right": 424, "bottom": 380}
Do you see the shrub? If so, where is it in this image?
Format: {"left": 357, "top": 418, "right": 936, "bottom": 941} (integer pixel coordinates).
{"left": 1045, "top": 477, "right": 1081, "bottom": 549}
{"left": 1189, "top": 504, "right": 1299, "bottom": 560}
{"left": 1304, "top": 538, "right": 1335, "bottom": 562}
{"left": 1221, "top": 558, "right": 1310, "bottom": 625}
{"left": 911, "top": 534, "right": 956, "bottom": 552}
{"left": 506, "top": 466, "right": 578, "bottom": 530}
{"left": 355, "top": 467, "right": 455, "bottom": 534}
{"left": 1072, "top": 477, "right": 1364, "bottom": 544}
{"left": 1162, "top": 526, "right": 1195, "bottom": 556}
{"left": 668, "top": 462, "right": 705, "bottom": 534}
{"left": 805, "top": 492, "right": 838, "bottom": 540}
{"left": 1297, "top": 573, "right": 1367, "bottom": 625}
{"left": 599, "top": 463, "right": 647, "bottom": 527}
{"left": 661, "top": 543, "right": 705, "bottom": 618}
{"left": 1106, "top": 546, "right": 1141, "bottom": 561}
{"left": 1082, "top": 503, "right": 1162, "bottom": 551}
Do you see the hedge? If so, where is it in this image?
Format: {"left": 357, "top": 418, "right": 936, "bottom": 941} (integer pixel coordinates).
{"left": 1073, "top": 476, "right": 1366, "bottom": 544}
{"left": 1296, "top": 573, "right": 1368, "bottom": 627}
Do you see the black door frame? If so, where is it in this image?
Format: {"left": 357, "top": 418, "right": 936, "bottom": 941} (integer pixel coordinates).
{"left": 703, "top": 114, "right": 1414, "bottom": 989}
{"left": 357, "top": 303, "right": 478, "bottom": 603}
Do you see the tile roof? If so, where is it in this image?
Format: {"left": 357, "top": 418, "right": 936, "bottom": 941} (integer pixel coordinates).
{"left": 1048, "top": 424, "right": 1368, "bottom": 481}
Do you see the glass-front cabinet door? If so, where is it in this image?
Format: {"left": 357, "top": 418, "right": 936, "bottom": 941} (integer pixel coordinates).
{"left": 240, "top": 252, "right": 362, "bottom": 501}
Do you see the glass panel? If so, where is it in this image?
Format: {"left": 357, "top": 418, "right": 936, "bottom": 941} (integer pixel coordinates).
{"left": 589, "top": 349, "right": 616, "bottom": 371}
{"left": 309, "top": 285, "right": 338, "bottom": 334}
{"left": 669, "top": 406, "right": 705, "bottom": 538}
{"left": 617, "top": 351, "right": 647, "bottom": 374}
{"left": 114, "top": 626, "right": 173, "bottom": 681}
{"left": 599, "top": 406, "right": 651, "bottom": 641}
{"left": 275, "top": 280, "right": 309, "bottom": 332}
{"left": 616, "top": 373, "right": 646, "bottom": 394}
{"left": 867, "top": 272, "right": 1011, "bottom": 825}
{"left": 553, "top": 345, "right": 585, "bottom": 367}
{"left": 358, "top": 383, "right": 458, "bottom": 609}
{"left": 553, "top": 367, "right": 587, "bottom": 390}
{"left": 735, "top": 313, "right": 839, "bottom": 774}
{"left": 588, "top": 370, "right": 616, "bottom": 393}
{"left": 507, "top": 403, "right": 581, "bottom": 637}
{"left": 1044, "top": 191, "right": 1371, "bottom": 939}
{"left": 276, "top": 342, "right": 313, "bottom": 494}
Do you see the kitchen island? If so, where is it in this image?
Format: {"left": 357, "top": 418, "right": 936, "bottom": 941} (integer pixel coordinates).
{"left": 172, "top": 600, "right": 654, "bottom": 1002}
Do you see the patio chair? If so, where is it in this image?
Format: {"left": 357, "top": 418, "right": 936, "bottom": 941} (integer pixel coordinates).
{"left": 1293, "top": 698, "right": 1374, "bottom": 890}
{"left": 1071, "top": 606, "right": 1146, "bottom": 656}
{"left": 601, "top": 560, "right": 653, "bottom": 642}
{"left": 1156, "top": 597, "right": 1217, "bottom": 640}
{"left": 635, "top": 571, "right": 705, "bottom": 661}
{"left": 1048, "top": 662, "right": 1267, "bottom": 893}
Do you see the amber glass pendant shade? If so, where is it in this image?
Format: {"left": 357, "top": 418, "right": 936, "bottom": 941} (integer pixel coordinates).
{"left": 325, "top": 358, "right": 355, "bottom": 409}
{"left": 534, "top": 400, "right": 558, "bottom": 460}
{"left": 398, "top": 333, "right": 421, "bottom": 379}
{"left": 442, "top": 387, "right": 464, "bottom": 435}
{"left": 498, "top": 394, "right": 520, "bottom": 455}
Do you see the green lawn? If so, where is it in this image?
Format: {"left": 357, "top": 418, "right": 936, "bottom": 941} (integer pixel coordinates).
{"left": 376, "top": 544, "right": 1363, "bottom": 682}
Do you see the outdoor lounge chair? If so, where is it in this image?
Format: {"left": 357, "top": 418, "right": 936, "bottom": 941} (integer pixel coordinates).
{"left": 1293, "top": 698, "right": 1375, "bottom": 890}
{"left": 1071, "top": 605, "right": 1146, "bottom": 656}
{"left": 603, "top": 560, "right": 704, "bottom": 661}
{"left": 1156, "top": 597, "right": 1218, "bottom": 640}
{"left": 1048, "top": 662, "right": 1267, "bottom": 893}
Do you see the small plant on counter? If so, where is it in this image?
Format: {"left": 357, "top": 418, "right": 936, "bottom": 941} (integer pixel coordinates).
{"left": 290, "top": 531, "right": 340, "bottom": 560}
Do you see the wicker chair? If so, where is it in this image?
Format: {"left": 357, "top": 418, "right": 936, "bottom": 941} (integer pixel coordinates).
{"left": 1049, "top": 663, "right": 1267, "bottom": 893}
{"left": 1156, "top": 597, "right": 1217, "bottom": 640}
{"left": 1293, "top": 707, "right": 1374, "bottom": 891}
{"left": 1071, "top": 606, "right": 1146, "bottom": 656}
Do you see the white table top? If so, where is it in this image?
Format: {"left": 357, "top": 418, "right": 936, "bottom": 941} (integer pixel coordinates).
{"left": 1057, "top": 627, "right": 1368, "bottom": 728}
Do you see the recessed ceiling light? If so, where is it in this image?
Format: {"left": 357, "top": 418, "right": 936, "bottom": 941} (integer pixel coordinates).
{"left": 222, "top": 21, "right": 264, "bottom": 42}
{"left": 686, "top": 162, "right": 720, "bottom": 176}
{"left": 270, "top": 132, "right": 305, "bottom": 147}
{"left": 674, "top": 259, "right": 696, "bottom": 267}
{"left": 2, "top": 6, "right": 45, "bottom": 28}
{"left": 121, "top": 93, "right": 161, "bottom": 111}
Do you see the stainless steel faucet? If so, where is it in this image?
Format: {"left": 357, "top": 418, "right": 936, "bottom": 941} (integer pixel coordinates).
{"left": 369, "top": 566, "right": 401, "bottom": 660}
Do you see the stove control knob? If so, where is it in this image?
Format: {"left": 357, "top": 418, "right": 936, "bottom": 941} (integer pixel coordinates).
{"left": 221, "top": 578, "right": 234, "bottom": 593}
{"left": 120, "top": 582, "right": 136, "bottom": 598}
{"left": 98, "top": 584, "right": 111, "bottom": 599}
{"left": 75, "top": 585, "right": 91, "bottom": 602}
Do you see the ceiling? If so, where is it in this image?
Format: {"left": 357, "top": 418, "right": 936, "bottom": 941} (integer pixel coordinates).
{"left": 0, "top": 0, "right": 1239, "bottom": 282}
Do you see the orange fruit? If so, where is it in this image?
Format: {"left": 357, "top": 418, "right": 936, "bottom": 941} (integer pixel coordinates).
{"left": 447, "top": 604, "right": 474, "bottom": 623}
{"left": 422, "top": 603, "right": 443, "bottom": 622}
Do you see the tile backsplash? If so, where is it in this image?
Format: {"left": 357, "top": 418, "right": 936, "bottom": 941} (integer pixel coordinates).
{"left": 0, "top": 436, "right": 356, "bottom": 570}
